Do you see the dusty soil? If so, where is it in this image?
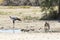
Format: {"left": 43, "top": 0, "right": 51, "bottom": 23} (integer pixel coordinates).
{"left": 0, "top": 8, "right": 60, "bottom": 32}
{"left": 0, "top": 33, "right": 60, "bottom": 40}
{"left": 0, "top": 7, "right": 59, "bottom": 40}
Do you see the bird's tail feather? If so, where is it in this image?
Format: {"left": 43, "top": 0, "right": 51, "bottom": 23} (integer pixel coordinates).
{"left": 18, "top": 19, "right": 21, "bottom": 21}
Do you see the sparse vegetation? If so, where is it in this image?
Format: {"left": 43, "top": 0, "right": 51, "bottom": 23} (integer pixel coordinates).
{"left": 0, "top": 0, "right": 41, "bottom": 6}
{"left": 40, "top": 11, "right": 58, "bottom": 20}
{"left": 23, "top": 16, "right": 40, "bottom": 20}
{"left": 40, "top": 0, "right": 59, "bottom": 20}
{"left": 19, "top": 12, "right": 22, "bottom": 14}
{"left": 0, "top": 11, "right": 12, "bottom": 15}
{"left": 24, "top": 16, "right": 33, "bottom": 20}
{"left": 8, "top": 6, "right": 31, "bottom": 9}
{"left": 0, "top": 6, "right": 31, "bottom": 9}
{"left": 0, "top": 11, "right": 8, "bottom": 15}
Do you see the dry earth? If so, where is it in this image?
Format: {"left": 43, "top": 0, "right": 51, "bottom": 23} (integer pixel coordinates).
{"left": 0, "top": 7, "right": 59, "bottom": 40}
{"left": 0, "top": 33, "right": 60, "bottom": 40}
{"left": 0, "top": 8, "right": 59, "bottom": 32}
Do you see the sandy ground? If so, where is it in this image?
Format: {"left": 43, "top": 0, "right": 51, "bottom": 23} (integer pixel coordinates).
{"left": 0, "top": 8, "right": 60, "bottom": 31}
{"left": 0, "top": 15, "right": 60, "bottom": 32}
{"left": 0, "top": 33, "right": 60, "bottom": 40}
{"left": 0, "top": 15, "right": 60, "bottom": 40}
{"left": 0, "top": 8, "right": 59, "bottom": 40}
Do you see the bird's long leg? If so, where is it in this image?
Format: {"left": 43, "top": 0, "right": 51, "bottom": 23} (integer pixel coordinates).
{"left": 13, "top": 20, "right": 15, "bottom": 33}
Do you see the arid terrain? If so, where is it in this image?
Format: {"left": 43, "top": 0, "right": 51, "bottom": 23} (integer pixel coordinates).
{"left": 0, "top": 6, "right": 59, "bottom": 31}
{"left": 0, "top": 33, "right": 60, "bottom": 40}
{"left": 0, "top": 7, "right": 59, "bottom": 40}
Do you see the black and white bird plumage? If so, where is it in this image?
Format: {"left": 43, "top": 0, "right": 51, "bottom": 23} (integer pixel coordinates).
{"left": 9, "top": 16, "right": 21, "bottom": 23}
{"left": 9, "top": 16, "right": 21, "bottom": 21}
{"left": 9, "top": 16, "right": 21, "bottom": 33}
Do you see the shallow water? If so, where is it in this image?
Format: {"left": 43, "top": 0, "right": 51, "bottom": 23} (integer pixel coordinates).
{"left": 0, "top": 29, "right": 21, "bottom": 33}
